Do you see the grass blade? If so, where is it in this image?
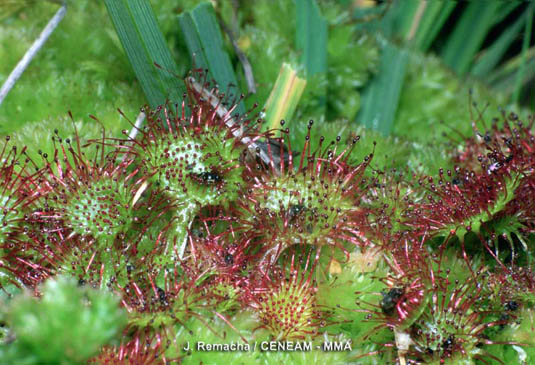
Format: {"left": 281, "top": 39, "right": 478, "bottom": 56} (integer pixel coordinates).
{"left": 493, "top": 1, "right": 522, "bottom": 26}
{"left": 263, "top": 63, "right": 307, "bottom": 130}
{"left": 441, "top": 1, "right": 501, "bottom": 75}
{"left": 295, "top": 0, "right": 327, "bottom": 76}
{"left": 177, "top": 12, "right": 210, "bottom": 75}
{"left": 392, "top": 0, "right": 420, "bottom": 40}
{"left": 104, "top": 0, "right": 185, "bottom": 108}
{"left": 178, "top": 2, "right": 244, "bottom": 116}
{"left": 413, "top": 1, "right": 456, "bottom": 52}
{"left": 356, "top": 39, "right": 409, "bottom": 135}
{"left": 513, "top": 2, "right": 534, "bottom": 104}
{"left": 471, "top": 13, "right": 526, "bottom": 77}
{"left": 487, "top": 47, "right": 534, "bottom": 95}
{"left": 354, "top": 0, "right": 445, "bottom": 51}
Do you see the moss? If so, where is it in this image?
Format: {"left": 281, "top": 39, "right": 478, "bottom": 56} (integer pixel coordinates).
{"left": 393, "top": 52, "right": 510, "bottom": 141}
{"left": 0, "top": 1, "right": 145, "bottom": 136}
{"left": 0, "top": 276, "right": 126, "bottom": 364}
{"left": 288, "top": 120, "right": 414, "bottom": 173}
{"left": 1, "top": 2, "right": 534, "bottom": 364}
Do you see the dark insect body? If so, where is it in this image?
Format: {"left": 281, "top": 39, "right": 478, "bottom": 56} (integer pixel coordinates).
{"left": 288, "top": 204, "right": 306, "bottom": 222}
{"left": 381, "top": 287, "right": 404, "bottom": 315}
{"left": 192, "top": 171, "right": 223, "bottom": 185}
{"left": 441, "top": 335, "right": 455, "bottom": 355}
{"left": 504, "top": 300, "right": 518, "bottom": 311}
{"left": 224, "top": 253, "right": 234, "bottom": 265}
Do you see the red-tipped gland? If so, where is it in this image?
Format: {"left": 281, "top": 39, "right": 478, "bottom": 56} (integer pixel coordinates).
{"left": 117, "top": 72, "right": 266, "bottom": 259}
{"left": 244, "top": 250, "right": 327, "bottom": 340}
{"left": 0, "top": 138, "right": 50, "bottom": 289}
{"left": 408, "top": 269, "right": 512, "bottom": 363}
{"left": 238, "top": 127, "right": 373, "bottom": 267}
{"left": 4, "top": 128, "right": 170, "bottom": 289}
{"left": 114, "top": 260, "right": 208, "bottom": 363}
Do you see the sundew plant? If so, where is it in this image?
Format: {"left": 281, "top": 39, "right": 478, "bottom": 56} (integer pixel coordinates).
{"left": 0, "top": 0, "right": 534, "bottom": 364}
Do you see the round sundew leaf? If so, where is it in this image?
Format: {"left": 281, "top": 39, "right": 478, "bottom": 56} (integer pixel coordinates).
{"left": 58, "top": 176, "right": 134, "bottom": 242}
{"left": 144, "top": 128, "right": 244, "bottom": 207}
{"left": 57, "top": 240, "right": 130, "bottom": 290}
{"left": 242, "top": 162, "right": 368, "bottom": 260}
{"left": 243, "top": 251, "right": 329, "bottom": 341}
{"left": 1, "top": 148, "right": 29, "bottom": 242}
{"left": 407, "top": 269, "right": 503, "bottom": 364}
{"left": 129, "top": 85, "right": 262, "bottom": 259}
{"left": 397, "top": 293, "right": 429, "bottom": 332}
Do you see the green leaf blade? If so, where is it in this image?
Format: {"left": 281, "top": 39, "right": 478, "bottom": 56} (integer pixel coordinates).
{"left": 178, "top": 2, "right": 245, "bottom": 116}
{"left": 356, "top": 40, "right": 409, "bottom": 135}
{"left": 513, "top": 2, "right": 534, "bottom": 104}
{"left": 104, "top": 0, "right": 185, "bottom": 108}
{"left": 471, "top": 13, "right": 526, "bottom": 77}
{"left": 414, "top": 1, "right": 456, "bottom": 52}
{"left": 441, "top": 1, "right": 501, "bottom": 75}
{"left": 295, "top": 0, "right": 328, "bottom": 76}
{"left": 263, "top": 63, "right": 307, "bottom": 130}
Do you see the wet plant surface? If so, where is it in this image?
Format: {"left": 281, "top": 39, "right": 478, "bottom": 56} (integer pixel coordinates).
{"left": 1, "top": 79, "right": 533, "bottom": 364}
{"left": 0, "top": 1, "right": 534, "bottom": 364}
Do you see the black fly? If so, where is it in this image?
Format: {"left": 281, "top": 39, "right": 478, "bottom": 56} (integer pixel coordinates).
{"left": 504, "top": 300, "right": 519, "bottom": 312}
{"left": 224, "top": 253, "right": 234, "bottom": 265}
{"left": 380, "top": 287, "right": 404, "bottom": 315}
{"left": 499, "top": 300, "right": 519, "bottom": 327}
{"left": 288, "top": 204, "right": 306, "bottom": 221}
{"left": 157, "top": 287, "right": 168, "bottom": 306}
{"left": 193, "top": 171, "right": 223, "bottom": 185}
{"left": 441, "top": 335, "right": 455, "bottom": 354}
